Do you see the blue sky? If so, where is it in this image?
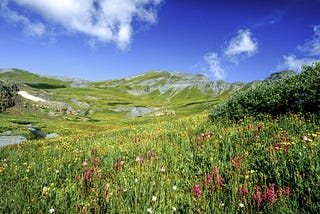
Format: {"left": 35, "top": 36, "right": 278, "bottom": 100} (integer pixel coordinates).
{"left": 1, "top": 0, "right": 320, "bottom": 82}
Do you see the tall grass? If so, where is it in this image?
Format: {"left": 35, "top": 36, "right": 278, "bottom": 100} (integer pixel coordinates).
{"left": 1, "top": 113, "right": 319, "bottom": 213}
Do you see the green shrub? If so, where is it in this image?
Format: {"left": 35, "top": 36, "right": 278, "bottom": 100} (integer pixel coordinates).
{"left": 209, "top": 63, "right": 320, "bottom": 121}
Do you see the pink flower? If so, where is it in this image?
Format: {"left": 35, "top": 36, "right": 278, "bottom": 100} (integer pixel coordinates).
{"left": 206, "top": 173, "right": 213, "bottom": 184}
{"left": 136, "top": 155, "right": 143, "bottom": 166}
{"left": 263, "top": 184, "right": 275, "bottom": 205}
{"left": 253, "top": 186, "right": 262, "bottom": 206}
{"left": 75, "top": 175, "right": 79, "bottom": 183}
{"left": 213, "top": 166, "right": 223, "bottom": 190}
{"left": 147, "top": 150, "right": 151, "bottom": 158}
{"left": 231, "top": 156, "right": 240, "bottom": 170}
{"left": 302, "top": 135, "right": 308, "bottom": 141}
{"left": 276, "top": 187, "right": 283, "bottom": 198}
{"left": 238, "top": 185, "right": 249, "bottom": 197}
{"left": 285, "top": 186, "right": 291, "bottom": 196}
{"left": 194, "top": 184, "right": 202, "bottom": 199}
{"left": 161, "top": 165, "right": 166, "bottom": 172}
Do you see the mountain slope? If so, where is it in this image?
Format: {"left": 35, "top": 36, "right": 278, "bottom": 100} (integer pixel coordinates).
{"left": 0, "top": 68, "right": 294, "bottom": 120}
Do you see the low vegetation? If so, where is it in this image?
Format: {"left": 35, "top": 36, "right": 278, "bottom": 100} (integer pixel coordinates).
{"left": 0, "top": 65, "right": 319, "bottom": 213}
{"left": 210, "top": 63, "right": 320, "bottom": 121}
{"left": 0, "top": 112, "right": 319, "bottom": 213}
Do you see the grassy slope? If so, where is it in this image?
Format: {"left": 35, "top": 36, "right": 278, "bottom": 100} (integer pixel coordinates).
{"left": 0, "top": 114, "right": 319, "bottom": 213}
{"left": 1, "top": 69, "right": 231, "bottom": 122}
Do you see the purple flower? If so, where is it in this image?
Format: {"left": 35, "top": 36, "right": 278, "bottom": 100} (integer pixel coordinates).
{"left": 194, "top": 184, "right": 202, "bottom": 199}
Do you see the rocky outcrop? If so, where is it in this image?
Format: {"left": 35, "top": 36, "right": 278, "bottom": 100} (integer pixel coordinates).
{"left": 0, "top": 80, "right": 19, "bottom": 112}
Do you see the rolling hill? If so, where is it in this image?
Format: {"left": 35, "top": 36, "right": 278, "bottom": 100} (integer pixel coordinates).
{"left": 0, "top": 68, "right": 296, "bottom": 120}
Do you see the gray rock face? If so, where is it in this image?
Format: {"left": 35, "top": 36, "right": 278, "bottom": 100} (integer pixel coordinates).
{"left": 0, "top": 136, "right": 27, "bottom": 147}
{"left": 0, "top": 80, "right": 19, "bottom": 112}
{"left": 45, "top": 133, "right": 60, "bottom": 139}
{"left": 108, "top": 106, "right": 157, "bottom": 117}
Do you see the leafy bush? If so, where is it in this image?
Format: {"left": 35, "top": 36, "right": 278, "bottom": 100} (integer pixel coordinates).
{"left": 209, "top": 63, "right": 320, "bottom": 121}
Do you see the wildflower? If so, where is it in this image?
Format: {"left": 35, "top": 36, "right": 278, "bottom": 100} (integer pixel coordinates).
{"left": 173, "top": 185, "right": 177, "bottom": 191}
{"left": 213, "top": 166, "right": 223, "bottom": 190}
{"left": 231, "top": 156, "right": 240, "bottom": 170}
{"left": 49, "top": 208, "right": 55, "bottom": 213}
{"left": 82, "top": 159, "right": 88, "bottom": 167}
{"left": 151, "top": 152, "right": 156, "bottom": 161}
{"left": 75, "top": 175, "right": 79, "bottom": 183}
{"left": 239, "top": 203, "right": 245, "bottom": 208}
{"left": 193, "top": 184, "right": 202, "bottom": 199}
{"left": 173, "top": 207, "right": 177, "bottom": 211}
{"left": 302, "top": 135, "right": 308, "bottom": 141}
{"left": 262, "top": 184, "right": 275, "bottom": 205}
{"left": 135, "top": 178, "right": 138, "bottom": 183}
{"left": 238, "top": 185, "right": 249, "bottom": 197}
{"left": 220, "top": 202, "right": 225, "bottom": 207}
{"left": 161, "top": 165, "right": 166, "bottom": 172}
{"left": 42, "top": 186, "right": 49, "bottom": 196}
{"left": 136, "top": 155, "right": 143, "bottom": 166}
{"left": 274, "top": 143, "right": 281, "bottom": 151}
{"left": 55, "top": 170, "right": 59, "bottom": 174}
{"left": 285, "top": 186, "right": 291, "bottom": 196}
{"left": 206, "top": 173, "right": 213, "bottom": 184}
{"left": 115, "top": 158, "right": 121, "bottom": 171}
{"left": 253, "top": 186, "right": 262, "bottom": 206}
{"left": 276, "top": 187, "right": 283, "bottom": 198}
{"left": 152, "top": 195, "right": 157, "bottom": 202}
{"left": 147, "top": 208, "right": 152, "bottom": 213}
{"left": 147, "top": 150, "right": 151, "bottom": 158}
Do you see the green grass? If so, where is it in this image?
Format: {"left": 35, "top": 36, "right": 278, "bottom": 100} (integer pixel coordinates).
{"left": 0, "top": 113, "right": 319, "bottom": 213}
{"left": 0, "top": 69, "right": 69, "bottom": 89}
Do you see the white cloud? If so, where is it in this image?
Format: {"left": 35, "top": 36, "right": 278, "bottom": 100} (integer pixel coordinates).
{"left": 224, "top": 29, "right": 258, "bottom": 63}
{"left": 0, "top": 0, "right": 45, "bottom": 36}
{"left": 1, "top": 0, "right": 162, "bottom": 49}
{"left": 297, "top": 25, "right": 320, "bottom": 56}
{"left": 203, "top": 52, "right": 225, "bottom": 79}
{"left": 278, "top": 54, "right": 319, "bottom": 72}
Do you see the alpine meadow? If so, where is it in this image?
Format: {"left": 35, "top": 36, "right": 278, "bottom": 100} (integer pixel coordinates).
{"left": 0, "top": 63, "right": 319, "bottom": 213}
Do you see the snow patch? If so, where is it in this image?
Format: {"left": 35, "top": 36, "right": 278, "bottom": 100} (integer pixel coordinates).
{"left": 18, "top": 91, "right": 46, "bottom": 102}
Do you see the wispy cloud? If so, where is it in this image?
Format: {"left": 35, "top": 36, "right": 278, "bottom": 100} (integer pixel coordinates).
{"left": 297, "top": 25, "right": 320, "bottom": 56}
{"left": 201, "top": 29, "right": 258, "bottom": 80}
{"left": 1, "top": 0, "right": 162, "bottom": 49}
{"left": 0, "top": 0, "right": 45, "bottom": 36}
{"left": 277, "top": 25, "right": 320, "bottom": 72}
{"left": 224, "top": 29, "right": 258, "bottom": 63}
{"left": 277, "top": 54, "right": 319, "bottom": 72}
{"left": 252, "top": 10, "right": 283, "bottom": 29}
{"left": 203, "top": 52, "right": 225, "bottom": 80}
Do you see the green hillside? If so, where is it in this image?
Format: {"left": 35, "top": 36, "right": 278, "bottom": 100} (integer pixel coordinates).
{"left": 1, "top": 66, "right": 319, "bottom": 213}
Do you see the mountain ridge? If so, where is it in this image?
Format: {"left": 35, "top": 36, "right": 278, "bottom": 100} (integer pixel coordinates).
{"left": 0, "top": 68, "right": 297, "bottom": 119}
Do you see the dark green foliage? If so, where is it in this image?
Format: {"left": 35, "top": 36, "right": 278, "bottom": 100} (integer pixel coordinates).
{"left": 209, "top": 63, "right": 320, "bottom": 121}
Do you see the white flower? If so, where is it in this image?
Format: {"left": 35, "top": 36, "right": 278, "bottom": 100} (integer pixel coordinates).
{"left": 55, "top": 170, "right": 59, "bottom": 174}
{"left": 135, "top": 178, "right": 138, "bottom": 183}
{"left": 173, "top": 207, "right": 177, "bottom": 211}
{"left": 147, "top": 208, "right": 152, "bottom": 213}
{"left": 173, "top": 185, "right": 177, "bottom": 191}
{"left": 49, "top": 208, "right": 55, "bottom": 213}
{"left": 221, "top": 202, "right": 225, "bottom": 207}
{"left": 152, "top": 195, "right": 157, "bottom": 201}
{"left": 239, "top": 202, "right": 244, "bottom": 208}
